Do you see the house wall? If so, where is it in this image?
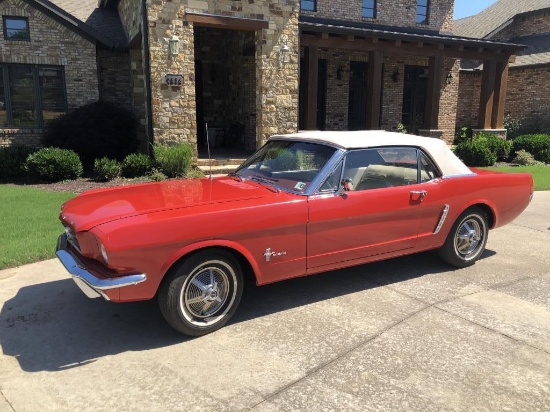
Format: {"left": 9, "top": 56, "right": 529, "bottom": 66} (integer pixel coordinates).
{"left": 492, "top": 12, "right": 550, "bottom": 41}
{"left": 97, "top": 49, "right": 132, "bottom": 112}
{"left": 139, "top": 0, "right": 299, "bottom": 150}
{"left": 0, "top": 0, "right": 99, "bottom": 146}
{"left": 300, "top": 0, "right": 454, "bottom": 33}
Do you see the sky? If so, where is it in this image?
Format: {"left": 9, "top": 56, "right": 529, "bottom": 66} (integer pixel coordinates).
{"left": 454, "top": 0, "right": 498, "bottom": 19}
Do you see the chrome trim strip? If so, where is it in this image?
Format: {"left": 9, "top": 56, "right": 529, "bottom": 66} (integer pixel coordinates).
{"left": 56, "top": 233, "right": 147, "bottom": 300}
{"left": 442, "top": 173, "right": 477, "bottom": 179}
{"left": 433, "top": 204, "right": 450, "bottom": 234}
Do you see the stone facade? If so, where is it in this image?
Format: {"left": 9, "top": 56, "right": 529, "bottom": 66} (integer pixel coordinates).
{"left": 0, "top": 0, "right": 99, "bottom": 146}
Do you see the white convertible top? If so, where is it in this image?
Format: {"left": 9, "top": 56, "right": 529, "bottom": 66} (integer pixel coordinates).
{"left": 269, "top": 130, "right": 472, "bottom": 177}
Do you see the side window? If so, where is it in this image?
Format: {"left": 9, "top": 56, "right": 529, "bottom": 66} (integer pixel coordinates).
{"left": 319, "top": 161, "right": 343, "bottom": 192}
{"left": 300, "top": 0, "right": 316, "bottom": 11}
{"left": 419, "top": 151, "right": 440, "bottom": 182}
{"left": 342, "top": 147, "right": 421, "bottom": 191}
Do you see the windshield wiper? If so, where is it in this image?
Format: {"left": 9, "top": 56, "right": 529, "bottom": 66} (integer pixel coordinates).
{"left": 227, "top": 172, "right": 243, "bottom": 181}
{"left": 250, "top": 175, "right": 280, "bottom": 192}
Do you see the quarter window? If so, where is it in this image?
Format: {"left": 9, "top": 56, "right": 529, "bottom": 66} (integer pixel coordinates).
{"left": 3, "top": 16, "right": 30, "bottom": 41}
{"left": 301, "top": 0, "right": 316, "bottom": 12}
{"left": 362, "top": 0, "right": 376, "bottom": 19}
{"left": 416, "top": 0, "right": 429, "bottom": 25}
{"left": 0, "top": 64, "right": 67, "bottom": 128}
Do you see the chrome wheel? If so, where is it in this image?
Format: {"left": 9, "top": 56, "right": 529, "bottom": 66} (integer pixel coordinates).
{"left": 159, "top": 250, "right": 243, "bottom": 336}
{"left": 454, "top": 217, "right": 484, "bottom": 259}
{"left": 180, "top": 261, "right": 237, "bottom": 326}
{"left": 438, "top": 207, "right": 489, "bottom": 268}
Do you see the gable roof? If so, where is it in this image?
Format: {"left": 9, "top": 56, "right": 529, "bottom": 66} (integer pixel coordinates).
{"left": 454, "top": 0, "right": 550, "bottom": 39}
{"left": 23, "top": 0, "right": 128, "bottom": 49}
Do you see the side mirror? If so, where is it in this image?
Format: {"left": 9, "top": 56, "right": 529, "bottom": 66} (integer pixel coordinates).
{"left": 338, "top": 178, "right": 353, "bottom": 195}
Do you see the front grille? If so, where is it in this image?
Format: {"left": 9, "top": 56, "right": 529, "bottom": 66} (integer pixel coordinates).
{"left": 65, "top": 227, "right": 81, "bottom": 253}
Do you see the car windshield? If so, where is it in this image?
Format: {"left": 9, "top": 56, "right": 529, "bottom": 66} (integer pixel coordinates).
{"left": 234, "top": 140, "right": 337, "bottom": 193}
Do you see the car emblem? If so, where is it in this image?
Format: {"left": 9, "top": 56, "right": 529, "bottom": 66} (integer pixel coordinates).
{"left": 263, "top": 248, "right": 287, "bottom": 262}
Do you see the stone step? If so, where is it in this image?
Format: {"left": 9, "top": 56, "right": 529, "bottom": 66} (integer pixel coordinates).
{"left": 197, "top": 158, "right": 247, "bottom": 167}
{"left": 197, "top": 163, "right": 241, "bottom": 175}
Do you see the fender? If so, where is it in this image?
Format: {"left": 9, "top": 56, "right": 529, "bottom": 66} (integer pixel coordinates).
{"left": 160, "top": 239, "right": 263, "bottom": 283}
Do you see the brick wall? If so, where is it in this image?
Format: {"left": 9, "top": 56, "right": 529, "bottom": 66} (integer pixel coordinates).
{"left": 97, "top": 50, "right": 132, "bottom": 112}
{"left": 0, "top": 0, "right": 99, "bottom": 146}
{"left": 457, "top": 65, "right": 550, "bottom": 135}
{"left": 301, "top": 0, "right": 454, "bottom": 33}
{"left": 493, "top": 12, "right": 550, "bottom": 41}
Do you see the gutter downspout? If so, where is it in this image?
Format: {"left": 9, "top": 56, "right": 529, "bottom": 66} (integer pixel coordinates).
{"left": 141, "top": 0, "right": 155, "bottom": 155}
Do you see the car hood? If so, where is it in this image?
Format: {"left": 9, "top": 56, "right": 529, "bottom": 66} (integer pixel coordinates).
{"left": 60, "top": 177, "right": 278, "bottom": 231}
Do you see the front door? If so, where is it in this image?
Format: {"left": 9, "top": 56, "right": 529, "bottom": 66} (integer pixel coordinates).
{"left": 307, "top": 147, "right": 428, "bottom": 270}
{"left": 402, "top": 66, "right": 428, "bottom": 133}
{"left": 348, "top": 61, "right": 368, "bottom": 130}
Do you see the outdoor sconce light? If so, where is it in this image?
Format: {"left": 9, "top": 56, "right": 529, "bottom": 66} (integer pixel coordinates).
{"left": 278, "top": 37, "right": 291, "bottom": 68}
{"left": 336, "top": 65, "right": 344, "bottom": 80}
{"left": 169, "top": 34, "right": 180, "bottom": 58}
{"left": 391, "top": 67, "right": 399, "bottom": 83}
{"left": 446, "top": 72, "right": 453, "bottom": 84}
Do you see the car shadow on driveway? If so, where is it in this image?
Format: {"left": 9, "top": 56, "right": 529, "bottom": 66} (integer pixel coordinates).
{"left": 0, "top": 250, "right": 495, "bottom": 373}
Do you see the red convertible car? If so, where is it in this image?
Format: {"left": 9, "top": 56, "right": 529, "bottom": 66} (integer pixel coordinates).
{"left": 56, "top": 131, "right": 533, "bottom": 336}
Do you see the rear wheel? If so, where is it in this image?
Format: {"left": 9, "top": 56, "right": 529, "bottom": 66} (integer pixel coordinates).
{"left": 159, "top": 250, "right": 243, "bottom": 336}
{"left": 438, "top": 207, "right": 488, "bottom": 268}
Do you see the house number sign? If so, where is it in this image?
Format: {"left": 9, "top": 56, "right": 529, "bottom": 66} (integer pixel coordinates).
{"left": 164, "top": 74, "right": 184, "bottom": 86}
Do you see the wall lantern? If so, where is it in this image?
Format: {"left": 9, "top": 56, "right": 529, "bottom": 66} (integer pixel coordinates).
{"left": 391, "top": 67, "right": 399, "bottom": 83}
{"left": 336, "top": 65, "right": 344, "bottom": 80}
{"left": 446, "top": 72, "right": 453, "bottom": 84}
{"left": 169, "top": 34, "right": 180, "bottom": 58}
{"left": 279, "top": 37, "right": 291, "bottom": 67}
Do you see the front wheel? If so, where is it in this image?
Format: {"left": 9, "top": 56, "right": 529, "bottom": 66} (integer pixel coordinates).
{"left": 438, "top": 207, "right": 489, "bottom": 268}
{"left": 159, "top": 250, "right": 243, "bottom": 336}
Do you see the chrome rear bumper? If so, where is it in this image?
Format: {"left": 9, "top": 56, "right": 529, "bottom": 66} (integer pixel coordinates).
{"left": 56, "top": 233, "right": 147, "bottom": 301}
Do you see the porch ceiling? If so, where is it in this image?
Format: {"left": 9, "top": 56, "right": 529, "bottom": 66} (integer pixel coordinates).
{"left": 299, "top": 16, "right": 526, "bottom": 62}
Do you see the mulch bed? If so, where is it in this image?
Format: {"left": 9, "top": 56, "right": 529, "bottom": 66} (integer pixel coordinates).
{"left": 4, "top": 176, "right": 153, "bottom": 194}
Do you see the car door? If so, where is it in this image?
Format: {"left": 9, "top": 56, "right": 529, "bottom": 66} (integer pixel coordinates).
{"left": 306, "top": 147, "right": 429, "bottom": 270}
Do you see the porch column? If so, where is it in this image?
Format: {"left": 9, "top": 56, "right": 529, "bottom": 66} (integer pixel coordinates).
{"left": 423, "top": 55, "right": 443, "bottom": 130}
{"left": 491, "top": 60, "right": 510, "bottom": 129}
{"left": 303, "top": 46, "right": 319, "bottom": 130}
{"left": 478, "top": 60, "right": 497, "bottom": 129}
{"left": 366, "top": 50, "right": 382, "bottom": 130}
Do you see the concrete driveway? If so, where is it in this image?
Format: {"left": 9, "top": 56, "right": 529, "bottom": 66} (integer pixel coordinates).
{"left": 1, "top": 192, "right": 549, "bottom": 412}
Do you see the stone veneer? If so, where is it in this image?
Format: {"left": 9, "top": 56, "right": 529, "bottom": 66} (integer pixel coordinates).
{"left": 139, "top": 0, "right": 300, "bottom": 151}
{"left": 0, "top": 0, "right": 99, "bottom": 146}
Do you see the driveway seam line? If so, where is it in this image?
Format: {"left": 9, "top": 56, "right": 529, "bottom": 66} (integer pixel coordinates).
{"left": 0, "top": 388, "right": 16, "bottom": 412}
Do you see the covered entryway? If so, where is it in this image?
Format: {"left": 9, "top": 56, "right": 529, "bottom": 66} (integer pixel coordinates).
{"left": 402, "top": 66, "right": 428, "bottom": 134}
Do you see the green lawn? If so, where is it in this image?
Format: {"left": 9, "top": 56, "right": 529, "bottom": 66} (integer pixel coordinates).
{"left": 482, "top": 165, "right": 550, "bottom": 191}
{"left": 0, "top": 186, "right": 75, "bottom": 270}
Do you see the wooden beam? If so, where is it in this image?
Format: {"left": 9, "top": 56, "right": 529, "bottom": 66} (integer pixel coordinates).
{"left": 304, "top": 46, "right": 319, "bottom": 130}
{"left": 491, "top": 60, "right": 509, "bottom": 129}
{"left": 185, "top": 13, "right": 269, "bottom": 31}
{"left": 478, "top": 60, "right": 497, "bottom": 129}
{"left": 366, "top": 50, "right": 383, "bottom": 130}
{"left": 423, "top": 55, "right": 443, "bottom": 129}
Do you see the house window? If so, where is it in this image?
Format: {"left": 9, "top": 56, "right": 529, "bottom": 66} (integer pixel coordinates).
{"left": 416, "top": 0, "right": 429, "bottom": 24}
{"left": 0, "top": 64, "right": 67, "bottom": 128}
{"left": 362, "top": 0, "right": 376, "bottom": 18}
{"left": 301, "top": 0, "right": 316, "bottom": 12}
{"left": 3, "top": 16, "right": 30, "bottom": 41}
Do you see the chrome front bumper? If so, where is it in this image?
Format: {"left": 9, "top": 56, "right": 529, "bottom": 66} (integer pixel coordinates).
{"left": 56, "top": 233, "right": 147, "bottom": 301}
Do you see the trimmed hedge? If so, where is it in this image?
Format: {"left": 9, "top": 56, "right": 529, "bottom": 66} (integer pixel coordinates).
{"left": 0, "top": 146, "right": 37, "bottom": 180}
{"left": 42, "top": 101, "right": 138, "bottom": 169}
{"left": 512, "top": 134, "right": 550, "bottom": 163}
{"left": 153, "top": 143, "right": 193, "bottom": 178}
{"left": 122, "top": 153, "right": 153, "bottom": 178}
{"left": 454, "top": 138, "right": 497, "bottom": 167}
{"left": 24, "top": 148, "right": 83, "bottom": 182}
{"left": 94, "top": 157, "right": 122, "bottom": 182}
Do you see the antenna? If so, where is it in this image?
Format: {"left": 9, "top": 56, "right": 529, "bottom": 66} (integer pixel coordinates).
{"left": 205, "top": 122, "right": 213, "bottom": 179}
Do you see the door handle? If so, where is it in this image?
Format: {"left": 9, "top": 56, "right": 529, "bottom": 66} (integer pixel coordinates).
{"left": 410, "top": 190, "right": 427, "bottom": 201}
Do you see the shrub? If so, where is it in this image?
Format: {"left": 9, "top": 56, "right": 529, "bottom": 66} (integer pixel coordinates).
{"left": 511, "top": 150, "right": 544, "bottom": 166}
{"left": 539, "top": 148, "right": 550, "bottom": 164}
{"left": 512, "top": 134, "right": 550, "bottom": 163}
{"left": 42, "top": 101, "right": 139, "bottom": 169}
{"left": 476, "top": 132, "right": 512, "bottom": 161}
{"left": 454, "top": 126, "right": 472, "bottom": 145}
{"left": 122, "top": 153, "right": 153, "bottom": 178}
{"left": 454, "top": 138, "right": 497, "bottom": 167}
{"left": 0, "top": 146, "right": 37, "bottom": 180}
{"left": 503, "top": 116, "right": 522, "bottom": 139}
{"left": 94, "top": 157, "right": 122, "bottom": 182}
{"left": 24, "top": 148, "right": 83, "bottom": 182}
{"left": 149, "top": 168, "right": 167, "bottom": 182}
{"left": 153, "top": 143, "right": 193, "bottom": 178}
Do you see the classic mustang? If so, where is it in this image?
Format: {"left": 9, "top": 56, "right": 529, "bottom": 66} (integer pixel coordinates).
{"left": 56, "top": 131, "right": 533, "bottom": 336}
